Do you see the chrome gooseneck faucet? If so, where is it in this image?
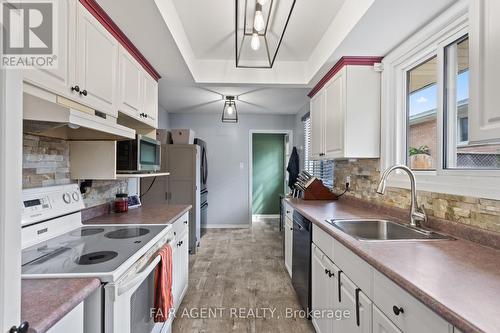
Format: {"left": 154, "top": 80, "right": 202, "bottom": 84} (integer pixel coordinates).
{"left": 376, "top": 165, "right": 427, "bottom": 227}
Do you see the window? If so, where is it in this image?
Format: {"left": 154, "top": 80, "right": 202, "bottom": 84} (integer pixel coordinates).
{"left": 444, "top": 37, "right": 500, "bottom": 169}
{"left": 303, "top": 115, "right": 334, "bottom": 188}
{"left": 381, "top": 2, "right": 500, "bottom": 200}
{"left": 406, "top": 56, "right": 438, "bottom": 170}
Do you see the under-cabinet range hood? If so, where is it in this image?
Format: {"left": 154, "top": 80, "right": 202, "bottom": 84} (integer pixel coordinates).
{"left": 23, "top": 83, "right": 135, "bottom": 140}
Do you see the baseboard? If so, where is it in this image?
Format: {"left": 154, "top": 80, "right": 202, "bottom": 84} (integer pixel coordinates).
{"left": 201, "top": 224, "right": 250, "bottom": 229}
{"left": 252, "top": 214, "right": 280, "bottom": 219}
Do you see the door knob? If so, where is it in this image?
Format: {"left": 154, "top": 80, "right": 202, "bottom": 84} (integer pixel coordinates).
{"left": 392, "top": 306, "right": 404, "bottom": 316}
{"left": 10, "top": 321, "right": 29, "bottom": 333}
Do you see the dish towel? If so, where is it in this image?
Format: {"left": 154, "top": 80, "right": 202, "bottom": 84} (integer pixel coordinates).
{"left": 153, "top": 243, "right": 173, "bottom": 322}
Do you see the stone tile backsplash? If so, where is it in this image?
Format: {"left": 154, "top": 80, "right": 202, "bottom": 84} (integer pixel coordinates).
{"left": 332, "top": 159, "right": 500, "bottom": 233}
{"left": 23, "top": 134, "right": 127, "bottom": 208}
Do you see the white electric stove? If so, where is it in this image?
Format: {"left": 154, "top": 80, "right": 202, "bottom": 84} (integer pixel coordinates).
{"left": 21, "top": 184, "right": 174, "bottom": 333}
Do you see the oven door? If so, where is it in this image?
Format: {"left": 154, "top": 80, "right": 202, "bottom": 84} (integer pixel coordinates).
{"left": 104, "top": 246, "right": 173, "bottom": 333}
{"left": 138, "top": 135, "right": 161, "bottom": 172}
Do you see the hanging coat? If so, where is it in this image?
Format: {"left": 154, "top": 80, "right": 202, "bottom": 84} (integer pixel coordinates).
{"left": 287, "top": 146, "right": 300, "bottom": 190}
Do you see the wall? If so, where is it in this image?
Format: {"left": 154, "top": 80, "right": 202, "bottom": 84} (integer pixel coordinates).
{"left": 252, "top": 133, "right": 285, "bottom": 215}
{"left": 23, "top": 134, "right": 128, "bottom": 208}
{"left": 332, "top": 159, "right": 500, "bottom": 233}
{"left": 158, "top": 105, "right": 170, "bottom": 129}
{"left": 293, "top": 105, "right": 309, "bottom": 166}
{"left": 169, "top": 113, "right": 295, "bottom": 226}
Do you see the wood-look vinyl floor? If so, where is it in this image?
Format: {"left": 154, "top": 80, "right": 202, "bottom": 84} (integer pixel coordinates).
{"left": 172, "top": 219, "right": 315, "bottom": 333}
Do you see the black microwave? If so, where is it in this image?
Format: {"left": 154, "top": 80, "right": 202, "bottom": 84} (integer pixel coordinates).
{"left": 116, "top": 135, "right": 161, "bottom": 173}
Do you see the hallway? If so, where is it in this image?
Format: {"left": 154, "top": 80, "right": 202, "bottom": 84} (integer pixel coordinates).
{"left": 173, "top": 219, "right": 315, "bottom": 333}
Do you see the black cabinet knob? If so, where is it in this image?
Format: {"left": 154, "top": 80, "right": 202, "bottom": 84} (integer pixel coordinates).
{"left": 80, "top": 89, "right": 87, "bottom": 96}
{"left": 324, "top": 268, "right": 329, "bottom": 274}
{"left": 10, "top": 321, "right": 29, "bottom": 333}
{"left": 290, "top": 227, "right": 293, "bottom": 231}
{"left": 184, "top": 221, "right": 188, "bottom": 224}
{"left": 393, "top": 305, "right": 404, "bottom": 316}
{"left": 328, "top": 271, "right": 334, "bottom": 278}
{"left": 71, "top": 85, "right": 80, "bottom": 93}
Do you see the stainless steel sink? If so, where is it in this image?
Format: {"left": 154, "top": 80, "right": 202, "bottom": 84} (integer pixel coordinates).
{"left": 327, "top": 219, "right": 454, "bottom": 241}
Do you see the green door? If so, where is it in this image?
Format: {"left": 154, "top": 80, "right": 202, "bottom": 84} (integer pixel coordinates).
{"left": 252, "top": 133, "right": 285, "bottom": 215}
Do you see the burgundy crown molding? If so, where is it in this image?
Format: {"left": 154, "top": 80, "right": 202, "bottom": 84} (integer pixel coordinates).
{"left": 79, "top": 0, "right": 161, "bottom": 81}
{"left": 308, "top": 56, "right": 384, "bottom": 98}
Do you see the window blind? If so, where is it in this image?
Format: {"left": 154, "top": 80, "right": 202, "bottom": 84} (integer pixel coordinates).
{"left": 303, "top": 117, "right": 334, "bottom": 188}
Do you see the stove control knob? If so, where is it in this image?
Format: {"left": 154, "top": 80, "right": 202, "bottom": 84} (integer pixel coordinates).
{"left": 72, "top": 191, "right": 80, "bottom": 201}
{"left": 62, "top": 192, "right": 71, "bottom": 204}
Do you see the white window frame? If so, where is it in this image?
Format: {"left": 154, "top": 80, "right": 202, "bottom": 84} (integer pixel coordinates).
{"left": 381, "top": 0, "right": 500, "bottom": 200}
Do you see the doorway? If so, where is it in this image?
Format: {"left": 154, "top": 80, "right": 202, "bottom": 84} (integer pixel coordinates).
{"left": 250, "top": 132, "right": 290, "bottom": 222}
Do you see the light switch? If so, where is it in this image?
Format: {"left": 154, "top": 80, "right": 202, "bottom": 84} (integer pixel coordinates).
{"left": 239, "top": 162, "right": 244, "bottom": 169}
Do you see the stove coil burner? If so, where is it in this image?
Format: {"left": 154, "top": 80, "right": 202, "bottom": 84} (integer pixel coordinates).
{"left": 76, "top": 251, "right": 118, "bottom": 265}
{"left": 104, "top": 228, "right": 150, "bottom": 239}
{"left": 71, "top": 228, "right": 105, "bottom": 237}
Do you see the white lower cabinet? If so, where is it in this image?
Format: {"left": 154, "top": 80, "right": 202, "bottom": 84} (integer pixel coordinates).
{"left": 337, "top": 273, "right": 372, "bottom": 333}
{"left": 311, "top": 244, "right": 335, "bottom": 333}
{"left": 284, "top": 217, "right": 293, "bottom": 277}
{"left": 171, "top": 215, "right": 189, "bottom": 310}
{"left": 47, "top": 302, "right": 84, "bottom": 333}
{"left": 311, "top": 225, "right": 454, "bottom": 333}
{"left": 373, "top": 305, "right": 402, "bottom": 333}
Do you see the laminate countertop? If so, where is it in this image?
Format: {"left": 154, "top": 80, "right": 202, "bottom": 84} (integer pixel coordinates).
{"left": 84, "top": 203, "right": 192, "bottom": 225}
{"left": 21, "top": 278, "right": 100, "bottom": 333}
{"left": 285, "top": 197, "right": 500, "bottom": 333}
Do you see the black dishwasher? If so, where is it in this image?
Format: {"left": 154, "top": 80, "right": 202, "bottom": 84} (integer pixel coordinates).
{"left": 291, "top": 211, "right": 312, "bottom": 313}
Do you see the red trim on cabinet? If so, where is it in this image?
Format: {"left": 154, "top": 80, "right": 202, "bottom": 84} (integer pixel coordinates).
{"left": 308, "top": 56, "right": 383, "bottom": 98}
{"left": 79, "top": 0, "right": 161, "bottom": 81}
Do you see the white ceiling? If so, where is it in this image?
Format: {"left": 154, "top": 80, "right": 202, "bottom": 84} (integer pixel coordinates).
{"left": 96, "top": 0, "right": 458, "bottom": 115}
{"left": 161, "top": 85, "right": 310, "bottom": 114}
{"left": 172, "top": 0, "right": 345, "bottom": 61}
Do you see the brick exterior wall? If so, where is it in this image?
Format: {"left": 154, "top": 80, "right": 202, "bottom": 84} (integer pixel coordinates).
{"left": 333, "top": 159, "right": 500, "bottom": 234}
{"left": 408, "top": 119, "right": 437, "bottom": 167}
{"left": 23, "top": 134, "right": 127, "bottom": 208}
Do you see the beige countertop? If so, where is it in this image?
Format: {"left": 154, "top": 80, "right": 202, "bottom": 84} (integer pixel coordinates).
{"left": 84, "top": 203, "right": 192, "bottom": 225}
{"left": 285, "top": 197, "right": 500, "bottom": 333}
{"left": 21, "top": 278, "right": 100, "bottom": 333}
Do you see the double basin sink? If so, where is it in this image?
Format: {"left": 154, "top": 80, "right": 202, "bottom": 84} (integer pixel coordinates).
{"left": 327, "top": 219, "right": 454, "bottom": 241}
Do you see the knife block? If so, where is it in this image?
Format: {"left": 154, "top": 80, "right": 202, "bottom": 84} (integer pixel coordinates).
{"left": 303, "top": 179, "right": 338, "bottom": 200}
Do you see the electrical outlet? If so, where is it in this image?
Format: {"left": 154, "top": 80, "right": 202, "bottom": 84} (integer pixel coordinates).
{"left": 346, "top": 176, "right": 351, "bottom": 184}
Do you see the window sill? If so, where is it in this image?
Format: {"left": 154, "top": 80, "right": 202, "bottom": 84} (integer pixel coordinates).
{"left": 386, "top": 170, "right": 500, "bottom": 200}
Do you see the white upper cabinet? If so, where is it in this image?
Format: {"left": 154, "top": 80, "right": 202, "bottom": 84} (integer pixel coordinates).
{"left": 310, "top": 90, "right": 325, "bottom": 159}
{"left": 118, "top": 45, "right": 143, "bottom": 118}
{"left": 324, "top": 74, "right": 344, "bottom": 157}
{"left": 22, "top": 0, "right": 159, "bottom": 129}
{"left": 76, "top": 3, "right": 119, "bottom": 117}
{"left": 142, "top": 72, "right": 158, "bottom": 128}
{"left": 469, "top": 0, "right": 500, "bottom": 143}
{"left": 309, "top": 62, "right": 381, "bottom": 160}
{"left": 23, "top": 0, "right": 76, "bottom": 98}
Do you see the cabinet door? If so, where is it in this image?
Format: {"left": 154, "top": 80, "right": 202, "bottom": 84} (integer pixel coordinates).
{"left": 310, "top": 90, "right": 325, "bottom": 159}
{"left": 336, "top": 274, "right": 372, "bottom": 333}
{"left": 118, "top": 45, "right": 143, "bottom": 118}
{"left": 469, "top": 0, "right": 500, "bottom": 143}
{"left": 373, "top": 305, "right": 402, "bottom": 333}
{"left": 76, "top": 3, "right": 119, "bottom": 117}
{"left": 284, "top": 217, "right": 293, "bottom": 277}
{"left": 311, "top": 245, "right": 332, "bottom": 333}
{"left": 177, "top": 231, "right": 189, "bottom": 306}
{"left": 143, "top": 73, "right": 158, "bottom": 128}
{"left": 324, "top": 73, "right": 344, "bottom": 158}
{"left": 23, "top": 0, "right": 76, "bottom": 97}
